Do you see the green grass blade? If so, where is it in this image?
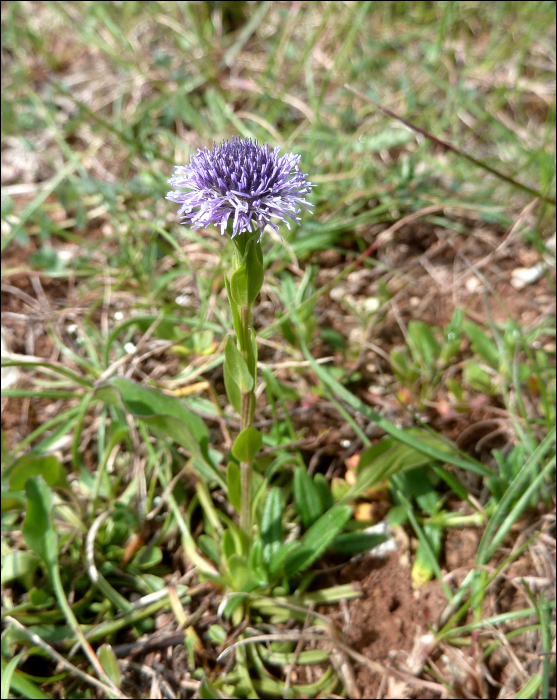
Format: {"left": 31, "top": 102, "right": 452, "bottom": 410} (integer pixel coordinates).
{"left": 476, "top": 426, "right": 556, "bottom": 565}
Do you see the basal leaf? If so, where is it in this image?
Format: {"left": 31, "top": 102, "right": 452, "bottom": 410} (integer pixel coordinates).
{"left": 97, "top": 644, "right": 121, "bottom": 687}
{"left": 293, "top": 466, "right": 323, "bottom": 528}
{"left": 261, "top": 487, "right": 282, "bottom": 566}
{"left": 22, "top": 476, "right": 58, "bottom": 568}
{"left": 1, "top": 551, "right": 40, "bottom": 586}
{"left": 331, "top": 531, "right": 387, "bottom": 554}
{"left": 283, "top": 505, "right": 351, "bottom": 577}
{"left": 313, "top": 473, "right": 335, "bottom": 513}
{"left": 9, "top": 454, "right": 68, "bottom": 492}
{"left": 299, "top": 338, "right": 492, "bottom": 478}
{"left": 408, "top": 320, "right": 440, "bottom": 369}
{"left": 199, "top": 675, "right": 226, "bottom": 699}
{"left": 267, "top": 541, "right": 300, "bottom": 576}
{"left": 462, "top": 321, "right": 500, "bottom": 369}
{"left": 94, "top": 378, "right": 224, "bottom": 487}
{"left": 346, "top": 430, "right": 458, "bottom": 502}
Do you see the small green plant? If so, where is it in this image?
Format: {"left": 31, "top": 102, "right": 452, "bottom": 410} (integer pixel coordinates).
{"left": 390, "top": 309, "right": 464, "bottom": 404}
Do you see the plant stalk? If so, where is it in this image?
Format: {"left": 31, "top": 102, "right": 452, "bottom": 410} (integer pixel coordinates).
{"left": 239, "top": 304, "right": 256, "bottom": 537}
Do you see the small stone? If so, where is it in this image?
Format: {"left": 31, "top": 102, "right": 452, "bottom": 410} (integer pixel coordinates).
{"left": 465, "top": 277, "right": 482, "bottom": 293}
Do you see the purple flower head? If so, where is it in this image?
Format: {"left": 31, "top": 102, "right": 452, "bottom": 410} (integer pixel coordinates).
{"left": 166, "top": 138, "right": 314, "bottom": 240}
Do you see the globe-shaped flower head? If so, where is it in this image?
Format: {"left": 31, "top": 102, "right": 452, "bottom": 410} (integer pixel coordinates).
{"left": 166, "top": 138, "right": 314, "bottom": 240}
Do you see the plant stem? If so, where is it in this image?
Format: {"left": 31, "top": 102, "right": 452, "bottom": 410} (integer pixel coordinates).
{"left": 239, "top": 304, "right": 256, "bottom": 537}
{"left": 240, "top": 459, "right": 252, "bottom": 536}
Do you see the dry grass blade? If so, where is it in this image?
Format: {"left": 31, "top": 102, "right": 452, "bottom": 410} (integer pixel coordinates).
{"left": 4, "top": 616, "right": 129, "bottom": 699}
{"left": 344, "top": 84, "right": 556, "bottom": 206}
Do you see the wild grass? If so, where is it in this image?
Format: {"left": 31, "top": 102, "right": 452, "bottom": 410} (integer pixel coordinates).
{"left": 1, "top": 2, "right": 555, "bottom": 698}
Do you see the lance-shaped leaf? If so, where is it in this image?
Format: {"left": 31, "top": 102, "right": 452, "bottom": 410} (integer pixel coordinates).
{"left": 223, "top": 362, "right": 243, "bottom": 415}
{"left": 283, "top": 505, "right": 352, "bottom": 577}
{"left": 261, "top": 487, "right": 283, "bottom": 566}
{"left": 224, "top": 337, "right": 253, "bottom": 392}
{"left": 293, "top": 466, "right": 324, "bottom": 529}
{"left": 22, "top": 476, "right": 58, "bottom": 568}
{"left": 94, "top": 378, "right": 224, "bottom": 488}
{"left": 230, "top": 239, "right": 264, "bottom": 307}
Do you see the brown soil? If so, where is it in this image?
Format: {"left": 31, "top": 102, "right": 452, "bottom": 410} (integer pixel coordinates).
{"left": 339, "top": 552, "right": 447, "bottom": 698}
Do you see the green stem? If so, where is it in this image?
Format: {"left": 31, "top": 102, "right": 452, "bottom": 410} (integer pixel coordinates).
{"left": 239, "top": 304, "right": 256, "bottom": 537}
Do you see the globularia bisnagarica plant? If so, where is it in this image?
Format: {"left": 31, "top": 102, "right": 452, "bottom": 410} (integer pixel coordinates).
{"left": 167, "top": 138, "right": 314, "bottom": 538}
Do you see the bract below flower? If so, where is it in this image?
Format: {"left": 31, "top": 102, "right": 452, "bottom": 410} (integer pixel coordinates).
{"left": 166, "top": 138, "right": 313, "bottom": 240}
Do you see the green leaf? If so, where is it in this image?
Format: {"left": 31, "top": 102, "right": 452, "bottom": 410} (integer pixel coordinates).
{"left": 132, "top": 546, "right": 163, "bottom": 570}
{"left": 221, "top": 528, "right": 238, "bottom": 563}
{"left": 28, "top": 588, "right": 55, "bottom": 607}
{"left": 284, "top": 505, "right": 352, "bottom": 577}
{"left": 267, "top": 541, "right": 300, "bottom": 576}
{"left": 2, "top": 653, "right": 27, "bottom": 700}
{"left": 407, "top": 320, "right": 440, "bottom": 369}
{"left": 223, "top": 361, "right": 243, "bottom": 415}
{"left": 358, "top": 437, "right": 397, "bottom": 470}
{"left": 94, "top": 378, "right": 223, "bottom": 487}
{"left": 446, "top": 378, "right": 464, "bottom": 401}
{"left": 199, "top": 675, "right": 226, "bottom": 699}
{"left": 388, "top": 504, "right": 408, "bottom": 526}
{"left": 440, "top": 309, "right": 464, "bottom": 364}
{"left": 463, "top": 362, "right": 493, "bottom": 393}
{"left": 395, "top": 467, "right": 439, "bottom": 514}
{"left": 476, "top": 429, "right": 556, "bottom": 565}
{"left": 331, "top": 531, "right": 387, "bottom": 554}
{"left": 390, "top": 346, "right": 418, "bottom": 383}
{"left": 226, "top": 462, "right": 242, "bottom": 512}
{"left": 313, "top": 473, "right": 335, "bottom": 513}
{"left": 1, "top": 551, "right": 40, "bottom": 586}
{"left": 347, "top": 430, "right": 455, "bottom": 502}
{"left": 331, "top": 477, "right": 351, "bottom": 501}
{"left": 231, "top": 427, "right": 262, "bottom": 463}
{"left": 411, "top": 522, "right": 442, "bottom": 588}
{"left": 207, "top": 624, "right": 227, "bottom": 644}
{"left": 225, "top": 275, "right": 242, "bottom": 339}
{"left": 261, "top": 487, "right": 283, "bottom": 566}
{"left": 230, "top": 239, "right": 264, "bottom": 307}
{"left": 222, "top": 592, "right": 249, "bottom": 620}
{"left": 462, "top": 321, "right": 500, "bottom": 369}
{"left": 1, "top": 654, "right": 52, "bottom": 700}
{"left": 224, "top": 337, "right": 253, "bottom": 392}
{"left": 22, "top": 476, "right": 58, "bottom": 568}
{"left": 97, "top": 644, "right": 121, "bottom": 688}
{"left": 293, "top": 467, "right": 324, "bottom": 528}
{"left": 227, "top": 553, "right": 252, "bottom": 590}
{"left": 248, "top": 539, "right": 265, "bottom": 574}
{"left": 29, "top": 245, "right": 65, "bottom": 273}
{"left": 8, "top": 454, "right": 68, "bottom": 492}
{"left": 320, "top": 327, "right": 346, "bottom": 349}
{"left": 198, "top": 535, "right": 221, "bottom": 566}
{"left": 514, "top": 674, "right": 543, "bottom": 700}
